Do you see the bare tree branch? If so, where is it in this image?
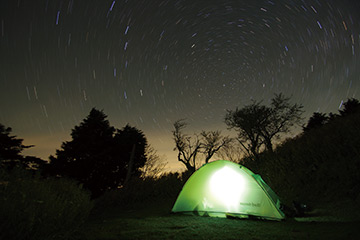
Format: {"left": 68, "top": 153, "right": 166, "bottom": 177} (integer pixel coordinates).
{"left": 139, "top": 145, "right": 167, "bottom": 179}
{"left": 172, "top": 119, "right": 201, "bottom": 172}
{"left": 201, "top": 130, "right": 232, "bottom": 163}
{"left": 172, "top": 120, "right": 231, "bottom": 171}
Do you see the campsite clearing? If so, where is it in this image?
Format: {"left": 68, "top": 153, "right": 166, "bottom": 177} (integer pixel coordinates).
{"left": 79, "top": 211, "right": 359, "bottom": 240}
{"left": 78, "top": 198, "right": 360, "bottom": 240}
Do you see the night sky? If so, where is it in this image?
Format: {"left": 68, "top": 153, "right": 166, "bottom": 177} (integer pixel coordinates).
{"left": 1, "top": 0, "right": 359, "bottom": 171}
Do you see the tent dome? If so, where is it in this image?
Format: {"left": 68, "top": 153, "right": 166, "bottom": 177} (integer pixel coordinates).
{"left": 172, "top": 160, "right": 285, "bottom": 220}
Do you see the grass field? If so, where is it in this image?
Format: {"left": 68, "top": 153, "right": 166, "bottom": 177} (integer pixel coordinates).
{"left": 76, "top": 198, "right": 360, "bottom": 240}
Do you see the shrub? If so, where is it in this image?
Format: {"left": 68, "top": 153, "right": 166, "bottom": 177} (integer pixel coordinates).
{"left": 93, "top": 171, "right": 189, "bottom": 215}
{"left": 0, "top": 167, "right": 93, "bottom": 240}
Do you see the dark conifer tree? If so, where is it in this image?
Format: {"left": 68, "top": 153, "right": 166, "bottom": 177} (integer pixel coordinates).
{"left": 303, "top": 112, "right": 328, "bottom": 132}
{"left": 48, "top": 108, "right": 147, "bottom": 197}
{"left": 0, "top": 123, "right": 43, "bottom": 170}
{"left": 339, "top": 98, "right": 360, "bottom": 116}
{"left": 114, "top": 124, "right": 148, "bottom": 184}
{"left": 0, "top": 123, "right": 27, "bottom": 164}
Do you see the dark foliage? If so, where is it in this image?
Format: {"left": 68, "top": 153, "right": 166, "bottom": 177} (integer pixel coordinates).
{"left": 92, "top": 171, "right": 191, "bottom": 217}
{"left": 0, "top": 123, "right": 45, "bottom": 170}
{"left": 303, "top": 112, "right": 328, "bottom": 132}
{"left": 0, "top": 167, "right": 93, "bottom": 240}
{"left": 225, "top": 101, "right": 267, "bottom": 159}
{"left": 340, "top": 98, "right": 360, "bottom": 116}
{"left": 0, "top": 123, "right": 26, "bottom": 161}
{"left": 113, "top": 124, "right": 148, "bottom": 184}
{"left": 46, "top": 108, "right": 147, "bottom": 197}
{"left": 303, "top": 98, "right": 360, "bottom": 133}
{"left": 328, "top": 112, "right": 339, "bottom": 121}
{"left": 243, "top": 108, "right": 360, "bottom": 206}
{"left": 225, "top": 94, "right": 303, "bottom": 159}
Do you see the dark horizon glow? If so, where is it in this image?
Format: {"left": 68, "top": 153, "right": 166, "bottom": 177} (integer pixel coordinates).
{"left": 1, "top": 0, "right": 359, "bottom": 171}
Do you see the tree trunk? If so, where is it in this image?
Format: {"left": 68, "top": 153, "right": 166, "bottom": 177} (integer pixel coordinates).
{"left": 264, "top": 138, "right": 273, "bottom": 152}
{"left": 185, "top": 161, "right": 196, "bottom": 173}
{"left": 124, "top": 144, "right": 136, "bottom": 187}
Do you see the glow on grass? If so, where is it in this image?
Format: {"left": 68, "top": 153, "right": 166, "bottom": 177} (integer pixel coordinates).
{"left": 209, "top": 166, "right": 245, "bottom": 211}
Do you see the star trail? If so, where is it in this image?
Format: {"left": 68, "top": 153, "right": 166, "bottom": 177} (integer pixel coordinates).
{"left": 1, "top": 0, "right": 359, "bottom": 170}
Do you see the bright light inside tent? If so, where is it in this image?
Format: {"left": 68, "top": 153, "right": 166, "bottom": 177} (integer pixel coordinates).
{"left": 209, "top": 166, "right": 245, "bottom": 211}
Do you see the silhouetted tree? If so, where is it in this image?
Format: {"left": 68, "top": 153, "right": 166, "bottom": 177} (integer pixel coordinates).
{"left": 139, "top": 145, "right": 167, "bottom": 179}
{"left": 260, "top": 94, "right": 303, "bottom": 152}
{"left": 114, "top": 124, "right": 148, "bottom": 185}
{"left": 339, "top": 98, "right": 360, "bottom": 116}
{"left": 216, "top": 141, "right": 244, "bottom": 163}
{"left": 172, "top": 120, "right": 230, "bottom": 172}
{"left": 0, "top": 123, "right": 44, "bottom": 170}
{"left": 172, "top": 120, "right": 201, "bottom": 173}
{"left": 225, "top": 94, "right": 303, "bottom": 158}
{"left": 225, "top": 100, "right": 270, "bottom": 159}
{"left": 303, "top": 112, "right": 329, "bottom": 132}
{"left": 200, "top": 130, "right": 232, "bottom": 164}
{"left": 47, "top": 108, "right": 147, "bottom": 197}
{"left": 328, "top": 112, "right": 339, "bottom": 122}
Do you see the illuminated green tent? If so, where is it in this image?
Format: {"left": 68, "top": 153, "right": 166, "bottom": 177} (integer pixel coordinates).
{"left": 172, "top": 160, "right": 285, "bottom": 220}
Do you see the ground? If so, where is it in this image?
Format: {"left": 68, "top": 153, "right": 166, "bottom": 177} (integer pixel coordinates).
{"left": 77, "top": 198, "right": 360, "bottom": 240}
